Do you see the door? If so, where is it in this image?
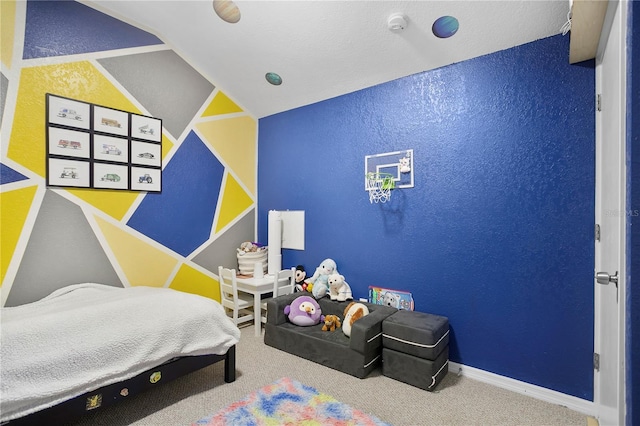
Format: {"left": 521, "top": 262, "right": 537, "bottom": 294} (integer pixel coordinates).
{"left": 594, "top": 2, "right": 626, "bottom": 425}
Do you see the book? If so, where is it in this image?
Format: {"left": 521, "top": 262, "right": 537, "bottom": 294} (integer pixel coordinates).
{"left": 368, "top": 286, "right": 414, "bottom": 310}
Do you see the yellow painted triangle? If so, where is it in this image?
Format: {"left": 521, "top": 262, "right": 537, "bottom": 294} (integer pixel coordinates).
{"left": 169, "top": 263, "right": 220, "bottom": 301}
{"left": 196, "top": 116, "right": 256, "bottom": 195}
{"left": 94, "top": 216, "right": 178, "bottom": 288}
{"left": 1, "top": 185, "right": 38, "bottom": 284}
{"left": 1, "top": 1, "right": 16, "bottom": 69}
{"left": 201, "top": 91, "right": 243, "bottom": 117}
{"left": 216, "top": 173, "right": 253, "bottom": 233}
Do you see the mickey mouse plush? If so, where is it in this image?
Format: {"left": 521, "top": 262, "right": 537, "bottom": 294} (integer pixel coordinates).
{"left": 294, "top": 265, "right": 310, "bottom": 292}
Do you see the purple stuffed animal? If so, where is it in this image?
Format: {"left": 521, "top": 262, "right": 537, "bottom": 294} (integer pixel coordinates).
{"left": 284, "top": 295, "right": 324, "bottom": 326}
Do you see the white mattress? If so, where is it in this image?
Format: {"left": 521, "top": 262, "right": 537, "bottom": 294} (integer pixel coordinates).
{"left": 0, "top": 283, "right": 240, "bottom": 422}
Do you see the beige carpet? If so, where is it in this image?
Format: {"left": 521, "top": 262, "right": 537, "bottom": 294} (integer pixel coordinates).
{"left": 70, "top": 325, "right": 588, "bottom": 426}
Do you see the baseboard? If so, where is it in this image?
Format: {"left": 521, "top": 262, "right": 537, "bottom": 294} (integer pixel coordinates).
{"left": 448, "top": 361, "right": 597, "bottom": 417}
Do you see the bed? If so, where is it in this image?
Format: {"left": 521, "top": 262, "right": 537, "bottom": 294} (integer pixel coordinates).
{"left": 0, "top": 283, "right": 240, "bottom": 425}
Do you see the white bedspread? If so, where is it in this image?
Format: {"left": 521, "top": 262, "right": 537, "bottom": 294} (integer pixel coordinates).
{"left": 0, "top": 283, "right": 240, "bottom": 422}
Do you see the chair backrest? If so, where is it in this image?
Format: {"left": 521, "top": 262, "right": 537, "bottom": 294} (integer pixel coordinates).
{"left": 272, "top": 267, "right": 296, "bottom": 298}
{"left": 218, "top": 266, "right": 239, "bottom": 307}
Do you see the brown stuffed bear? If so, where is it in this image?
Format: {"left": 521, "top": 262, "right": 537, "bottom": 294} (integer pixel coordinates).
{"left": 322, "top": 314, "right": 341, "bottom": 332}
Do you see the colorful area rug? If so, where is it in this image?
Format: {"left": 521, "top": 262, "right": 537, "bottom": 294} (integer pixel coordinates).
{"left": 193, "top": 377, "right": 390, "bottom": 426}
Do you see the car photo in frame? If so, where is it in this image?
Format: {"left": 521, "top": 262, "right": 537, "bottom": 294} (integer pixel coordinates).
{"left": 47, "top": 94, "right": 90, "bottom": 130}
{"left": 93, "top": 134, "right": 128, "bottom": 163}
{"left": 131, "top": 114, "right": 161, "bottom": 142}
{"left": 131, "top": 166, "right": 161, "bottom": 192}
{"left": 48, "top": 158, "right": 90, "bottom": 188}
{"left": 94, "top": 106, "right": 129, "bottom": 137}
{"left": 131, "top": 140, "right": 161, "bottom": 167}
{"left": 48, "top": 127, "right": 90, "bottom": 159}
{"left": 93, "top": 163, "right": 129, "bottom": 190}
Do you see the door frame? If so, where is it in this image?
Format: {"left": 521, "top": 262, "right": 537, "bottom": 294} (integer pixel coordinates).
{"left": 594, "top": 1, "right": 627, "bottom": 424}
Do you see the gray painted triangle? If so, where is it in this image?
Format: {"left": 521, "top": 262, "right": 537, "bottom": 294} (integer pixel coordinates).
{"left": 98, "top": 50, "right": 214, "bottom": 139}
{"left": 6, "top": 190, "right": 123, "bottom": 306}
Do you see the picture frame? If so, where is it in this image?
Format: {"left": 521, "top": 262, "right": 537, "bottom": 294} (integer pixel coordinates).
{"left": 47, "top": 95, "right": 91, "bottom": 130}
{"left": 48, "top": 158, "right": 90, "bottom": 188}
{"left": 131, "top": 114, "right": 162, "bottom": 142}
{"left": 93, "top": 163, "right": 129, "bottom": 190}
{"left": 131, "top": 140, "right": 161, "bottom": 167}
{"left": 93, "top": 106, "right": 129, "bottom": 137}
{"left": 48, "top": 127, "right": 90, "bottom": 159}
{"left": 46, "top": 93, "right": 162, "bottom": 192}
{"left": 130, "top": 166, "right": 161, "bottom": 192}
{"left": 93, "top": 134, "right": 128, "bottom": 163}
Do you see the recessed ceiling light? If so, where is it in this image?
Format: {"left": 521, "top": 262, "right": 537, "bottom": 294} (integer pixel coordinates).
{"left": 213, "top": 0, "right": 241, "bottom": 24}
{"left": 432, "top": 16, "right": 459, "bottom": 38}
{"left": 265, "top": 72, "right": 282, "bottom": 86}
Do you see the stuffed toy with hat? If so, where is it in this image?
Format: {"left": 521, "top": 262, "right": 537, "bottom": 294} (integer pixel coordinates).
{"left": 308, "top": 258, "right": 339, "bottom": 299}
{"left": 321, "top": 315, "right": 341, "bottom": 332}
{"left": 284, "top": 295, "right": 324, "bottom": 326}
{"left": 327, "top": 273, "right": 353, "bottom": 302}
{"left": 342, "top": 302, "right": 370, "bottom": 337}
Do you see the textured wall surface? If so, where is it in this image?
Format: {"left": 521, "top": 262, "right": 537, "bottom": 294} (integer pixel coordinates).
{"left": 258, "top": 34, "right": 595, "bottom": 399}
{"left": 0, "top": 1, "right": 257, "bottom": 305}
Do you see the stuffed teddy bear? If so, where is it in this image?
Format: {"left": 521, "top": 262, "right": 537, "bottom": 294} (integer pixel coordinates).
{"left": 342, "top": 302, "right": 370, "bottom": 337}
{"left": 308, "top": 258, "right": 339, "bottom": 299}
{"left": 327, "top": 273, "right": 353, "bottom": 302}
{"left": 284, "top": 295, "right": 324, "bottom": 326}
{"left": 321, "top": 315, "right": 341, "bottom": 332}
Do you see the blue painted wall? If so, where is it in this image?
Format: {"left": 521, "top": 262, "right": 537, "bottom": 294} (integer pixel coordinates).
{"left": 627, "top": 2, "right": 639, "bottom": 424}
{"left": 258, "top": 34, "right": 595, "bottom": 399}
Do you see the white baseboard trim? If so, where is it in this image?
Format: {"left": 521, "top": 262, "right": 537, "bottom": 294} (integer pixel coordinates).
{"left": 448, "top": 361, "right": 597, "bottom": 417}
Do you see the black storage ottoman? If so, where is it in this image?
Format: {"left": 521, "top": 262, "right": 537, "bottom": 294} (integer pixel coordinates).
{"left": 382, "top": 310, "right": 449, "bottom": 391}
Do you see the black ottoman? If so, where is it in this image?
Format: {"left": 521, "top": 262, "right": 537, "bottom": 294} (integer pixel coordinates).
{"left": 382, "top": 310, "right": 449, "bottom": 391}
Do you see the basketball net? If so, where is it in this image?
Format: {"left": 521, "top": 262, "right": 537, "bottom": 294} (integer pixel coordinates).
{"left": 366, "top": 172, "right": 395, "bottom": 204}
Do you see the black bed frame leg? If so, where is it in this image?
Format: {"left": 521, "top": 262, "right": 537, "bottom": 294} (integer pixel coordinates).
{"left": 224, "top": 345, "right": 236, "bottom": 383}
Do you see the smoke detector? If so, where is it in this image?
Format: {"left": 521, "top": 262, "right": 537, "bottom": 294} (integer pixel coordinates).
{"left": 387, "top": 13, "right": 408, "bottom": 31}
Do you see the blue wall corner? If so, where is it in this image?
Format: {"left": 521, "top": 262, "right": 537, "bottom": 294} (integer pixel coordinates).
{"left": 258, "top": 34, "right": 595, "bottom": 399}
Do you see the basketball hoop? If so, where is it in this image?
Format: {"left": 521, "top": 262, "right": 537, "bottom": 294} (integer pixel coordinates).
{"left": 366, "top": 172, "right": 395, "bottom": 204}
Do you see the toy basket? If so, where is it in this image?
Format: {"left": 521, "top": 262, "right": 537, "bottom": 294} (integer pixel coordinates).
{"left": 236, "top": 248, "right": 268, "bottom": 275}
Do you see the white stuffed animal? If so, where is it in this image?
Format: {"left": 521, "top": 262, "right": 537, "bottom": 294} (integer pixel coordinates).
{"left": 382, "top": 291, "right": 401, "bottom": 309}
{"left": 327, "top": 273, "right": 353, "bottom": 302}
{"left": 309, "top": 258, "right": 338, "bottom": 299}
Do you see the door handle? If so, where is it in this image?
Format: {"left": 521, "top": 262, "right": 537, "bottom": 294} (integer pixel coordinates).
{"left": 595, "top": 271, "right": 618, "bottom": 285}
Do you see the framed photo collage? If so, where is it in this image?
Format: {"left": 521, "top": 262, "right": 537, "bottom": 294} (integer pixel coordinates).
{"left": 46, "top": 94, "right": 162, "bottom": 192}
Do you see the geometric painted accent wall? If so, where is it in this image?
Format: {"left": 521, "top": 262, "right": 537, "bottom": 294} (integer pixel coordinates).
{"left": 0, "top": 1, "right": 257, "bottom": 306}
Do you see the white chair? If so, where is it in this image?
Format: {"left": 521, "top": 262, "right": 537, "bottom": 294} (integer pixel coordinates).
{"left": 261, "top": 267, "right": 296, "bottom": 324}
{"left": 218, "top": 266, "right": 255, "bottom": 327}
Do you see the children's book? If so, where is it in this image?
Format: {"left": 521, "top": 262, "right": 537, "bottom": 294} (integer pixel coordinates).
{"left": 368, "top": 286, "right": 414, "bottom": 310}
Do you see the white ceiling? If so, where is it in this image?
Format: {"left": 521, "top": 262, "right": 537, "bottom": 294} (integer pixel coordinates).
{"left": 85, "top": 1, "right": 570, "bottom": 118}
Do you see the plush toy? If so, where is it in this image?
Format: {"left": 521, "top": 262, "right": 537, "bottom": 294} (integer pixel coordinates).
{"left": 284, "top": 295, "right": 324, "bottom": 326}
{"left": 342, "top": 302, "right": 370, "bottom": 337}
{"left": 382, "top": 291, "right": 401, "bottom": 309}
{"left": 309, "top": 258, "right": 339, "bottom": 299}
{"left": 322, "top": 315, "right": 342, "bottom": 332}
{"left": 294, "top": 265, "right": 312, "bottom": 293}
{"left": 327, "top": 274, "right": 353, "bottom": 302}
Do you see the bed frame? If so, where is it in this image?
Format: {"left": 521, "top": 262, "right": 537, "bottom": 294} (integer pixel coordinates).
{"left": 3, "top": 345, "right": 236, "bottom": 425}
